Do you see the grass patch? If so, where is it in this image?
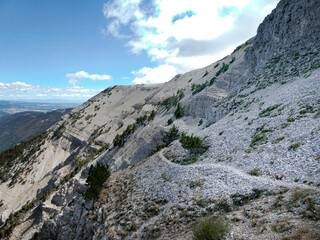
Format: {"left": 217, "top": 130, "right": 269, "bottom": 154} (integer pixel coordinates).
{"left": 193, "top": 216, "right": 229, "bottom": 240}
{"left": 291, "top": 188, "right": 317, "bottom": 202}
{"left": 250, "top": 133, "right": 268, "bottom": 147}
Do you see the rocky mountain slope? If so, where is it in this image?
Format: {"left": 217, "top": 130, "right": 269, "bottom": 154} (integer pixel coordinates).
{"left": 0, "top": 0, "right": 319, "bottom": 239}
{"left": 0, "top": 109, "right": 72, "bottom": 152}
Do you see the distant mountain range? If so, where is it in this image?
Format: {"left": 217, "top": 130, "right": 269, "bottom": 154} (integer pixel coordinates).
{"left": 0, "top": 100, "right": 79, "bottom": 118}
{"left": 0, "top": 109, "right": 73, "bottom": 152}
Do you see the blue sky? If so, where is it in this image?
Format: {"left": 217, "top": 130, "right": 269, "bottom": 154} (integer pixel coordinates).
{"left": 0, "top": 0, "right": 279, "bottom": 103}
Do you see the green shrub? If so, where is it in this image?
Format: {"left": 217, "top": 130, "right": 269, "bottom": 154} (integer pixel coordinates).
{"left": 163, "top": 125, "right": 180, "bottom": 146}
{"left": 113, "top": 123, "right": 137, "bottom": 147}
{"left": 193, "top": 216, "right": 229, "bottom": 240}
{"left": 198, "top": 119, "right": 203, "bottom": 126}
{"left": 175, "top": 102, "right": 184, "bottom": 118}
{"left": 85, "top": 163, "right": 110, "bottom": 200}
{"left": 215, "top": 63, "right": 229, "bottom": 77}
{"left": 148, "top": 110, "right": 157, "bottom": 121}
{"left": 248, "top": 168, "right": 261, "bottom": 176}
{"left": 167, "top": 118, "right": 173, "bottom": 125}
{"left": 136, "top": 114, "right": 148, "bottom": 125}
{"left": 180, "top": 133, "right": 202, "bottom": 149}
{"left": 159, "top": 89, "right": 184, "bottom": 110}
{"left": 177, "top": 89, "right": 185, "bottom": 100}
{"left": 209, "top": 77, "right": 216, "bottom": 85}
{"left": 192, "top": 81, "right": 209, "bottom": 95}
{"left": 288, "top": 142, "right": 300, "bottom": 150}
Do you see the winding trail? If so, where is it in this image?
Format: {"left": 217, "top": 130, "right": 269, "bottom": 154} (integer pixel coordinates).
{"left": 130, "top": 149, "right": 313, "bottom": 239}
{"left": 158, "top": 149, "right": 309, "bottom": 190}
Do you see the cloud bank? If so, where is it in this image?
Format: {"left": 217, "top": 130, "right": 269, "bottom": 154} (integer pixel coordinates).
{"left": 65, "top": 71, "right": 112, "bottom": 86}
{"left": 103, "top": 0, "right": 279, "bottom": 84}
{"left": 0, "top": 81, "right": 103, "bottom": 102}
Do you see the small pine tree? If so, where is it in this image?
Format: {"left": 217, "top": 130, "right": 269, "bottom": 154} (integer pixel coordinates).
{"left": 175, "top": 102, "right": 184, "bottom": 118}
{"left": 85, "top": 163, "right": 110, "bottom": 200}
{"left": 148, "top": 110, "right": 157, "bottom": 121}
{"left": 163, "top": 125, "right": 180, "bottom": 146}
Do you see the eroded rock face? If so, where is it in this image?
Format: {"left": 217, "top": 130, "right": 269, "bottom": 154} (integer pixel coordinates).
{"left": 247, "top": 0, "right": 320, "bottom": 72}
{"left": 184, "top": 95, "right": 226, "bottom": 123}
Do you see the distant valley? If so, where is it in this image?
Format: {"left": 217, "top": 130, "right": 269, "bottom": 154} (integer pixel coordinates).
{"left": 0, "top": 109, "right": 73, "bottom": 152}
{"left": 0, "top": 100, "right": 78, "bottom": 118}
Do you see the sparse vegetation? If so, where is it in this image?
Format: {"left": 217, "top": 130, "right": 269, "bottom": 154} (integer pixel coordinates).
{"left": 158, "top": 89, "right": 185, "bottom": 110}
{"left": 180, "top": 133, "right": 206, "bottom": 150}
{"left": 192, "top": 82, "right": 209, "bottom": 95}
{"left": 0, "top": 141, "right": 111, "bottom": 238}
{"left": 175, "top": 102, "right": 184, "bottom": 118}
{"left": 250, "top": 133, "right": 268, "bottom": 147}
{"left": 148, "top": 110, "right": 157, "bottom": 121}
{"left": 248, "top": 168, "right": 261, "bottom": 176}
{"left": 288, "top": 142, "right": 300, "bottom": 150}
{"left": 229, "top": 56, "right": 236, "bottom": 64}
{"left": 271, "top": 222, "right": 292, "bottom": 233}
{"left": 52, "top": 122, "right": 66, "bottom": 139}
{"left": 162, "top": 125, "right": 180, "bottom": 147}
{"left": 167, "top": 118, "right": 173, "bottom": 125}
{"left": 215, "top": 63, "right": 229, "bottom": 77}
{"left": 114, "top": 111, "right": 158, "bottom": 148}
{"left": 192, "top": 216, "right": 229, "bottom": 240}
{"left": 291, "top": 188, "right": 317, "bottom": 202}
{"left": 272, "top": 135, "right": 285, "bottom": 144}
{"left": 113, "top": 123, "right": 137, "bottom": 147}
{"left": 191, "top": 76, "right": 216, "bottom": 95}
{"left": 0, "top": 132, "right": 47, "bottom": 183}
{"left": 259, "top": 104, "right": 281, "bottom": 117}
{"left": 179, "top": 133, "right": 208, "bottom": 161}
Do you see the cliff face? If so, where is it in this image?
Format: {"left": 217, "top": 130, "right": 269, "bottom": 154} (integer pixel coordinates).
{"left": 246, "top": 0, "right": 320, "bottom": 72}
{"left": 0, "top": 0, "right": 320, "bottom": 239}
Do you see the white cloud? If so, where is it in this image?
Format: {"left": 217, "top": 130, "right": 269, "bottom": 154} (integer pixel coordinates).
{"left": 65, "top": 71, "right": 112, "bottom": 86}
{"left": 0, "top": 81, "right": 103, "bottom": 101}
{"left": 132, "top": 64, "right": 177, "bottom": 84}
{"left": 103, "top": 0, "right": 280, "bottom": 83}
